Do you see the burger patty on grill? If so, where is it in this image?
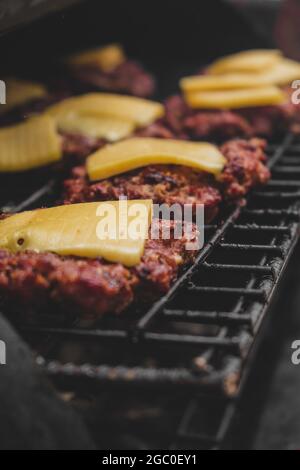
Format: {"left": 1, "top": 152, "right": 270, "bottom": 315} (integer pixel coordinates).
{"left": 238, "top": 87, "right": 300, "bottom": 137}
{"left": 0, "top": 219, "right": 198, "bottom": 322}
{"left": 163, "top": 95, "right": 253, "bottom": 141}
{"left": 163, "top": 91, "right": 300, "bottom": 140}
{"left": 219, "top": 138, "right": 270, "bottom": 199}
{"left": 62, "top": 138, "right": 270, "bottom": 216}
{"left": 60, "top": 119, "right": 176, "bottom": 162}
{"left": 61, "top": 132, "right": 107, "bottom": 162}
{"left": 63, "top": 164, "right": 222, "bottom": 223}
{"left": 69, "top": 60, "right": 156, "bottom": 98}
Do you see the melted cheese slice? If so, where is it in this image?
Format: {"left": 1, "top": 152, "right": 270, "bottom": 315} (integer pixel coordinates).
{"left": 57, "top": 114, "right": 135, "bottom": 142}
{"left": 182, "top": 59, "right": 300, "bottom": 94}
{"left": 46, "top": 93, "right": 164, "bottom": 129}
{"left": 67, "top": 44, "right": 126, "bottom": 71}
{"left": 0, "top": 115, "right": 62, "bottom": 172}
{"left": 185, "top": 86, "right": 286, "bottom": 110}
{"left": 180, "top": 74, "right": 268, "bottom": 93}
{"left": 0, "top": 78, "right": 47, "bottom": 115}
{"left": 0, "top": 200, "right": 153, "bottom": 267}
{"left": 207, "top": 49, "right": 282, "bottom": 75}
{"left": 257, "top": 58, "right": 300, "bottom": 86}
{"left": 87, "top": 137, "right": 226, "bottom": 181}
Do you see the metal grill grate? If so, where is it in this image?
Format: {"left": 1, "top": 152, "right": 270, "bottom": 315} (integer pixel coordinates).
{"left": 2, "top": 133, "right": 300, "bottom": 449}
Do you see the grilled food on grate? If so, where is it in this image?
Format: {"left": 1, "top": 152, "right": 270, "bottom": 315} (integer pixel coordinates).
{"left": 62, "top": 138, "right": 270, "bottom": 218}
{"left": 166, "top": 50, "right": 300, "bottom": 140}
{"left": 163, "top": 92, "right": 300, "bottom": 141}
{"left": 0, "top": 93, "right": 165, "bottom": 168}
{"left": 65, "top": 44, "right": 155, "bottom": 98}
{"left": 0, "top": 219, "right": 198, "bottom": 322}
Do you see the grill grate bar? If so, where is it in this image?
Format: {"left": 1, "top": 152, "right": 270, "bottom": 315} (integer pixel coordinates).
{"left": 280, "top": 156, "right": 300, "bottom": 165}
{"left": 10, "top": 179, "right": 55, "bottom": 213}
{"left": 21, "top": 326, "right": 128, "bottom": 340}
{"left": 40, "top": 358, "right": 219, "bottom": 388}
{"left": 267, "top": 134, "right": 294, "bottom": 166}
{"left": 253, "top": 190, "right": 300, "bottom": 199}
{"left": 143, "top": 332, "right": 241, "bottom": 350}
{"left": 267, "top": 180, "right": 300, "bottom": 187}
{"left": 243, "top": 208, "right": 299, "bottom": 218}
{"left": 163, "top": 309, "right": 252, "bottom": 325}
{"left": 218, "top": 243, "right": 284, "bottom": 254}
{"left": 202, "top": 262, "right": 274, "bottom": 275}
{"left": 186, "top": 284, "right": 267, "bottom": 301}
{"left": 231, "top": 224, "right": 290, "bottom": 233}
{"left": 273, "top": 166, "right": 300, "bottom": 174}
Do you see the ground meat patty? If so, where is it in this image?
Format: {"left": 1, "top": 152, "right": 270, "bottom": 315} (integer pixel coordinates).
{"left": 60, "top": 121, "right": 175, "bottom": 162}
{"left": 134, "top": 219, "right": 198, "bottom": 298}
{"left": 70, "top": 60, "right": 156, "bottom": 98}
{"left": 238, "top": 87, "right": 300, "bottom": 137}
{"left": 60, "top": 132, "right": 107, "bottom": 163}
{"left": 219, "top": 138, "right": 270, "bottom": 199}
{"left": 62, "top": 138, "right": 269, "bottom": 214}
{"left": 135, "top": 121, "right": 176, "bottom": 139}
{"left": 164, "top": 89, "right": 300, "bottom": 140}
{"left": 164, "top": 95, "right": 252, "bottom": 141}
{"left": 62, "top": 164, "right": 222, "bottom": 223}
{"left": 0, "top": 219, "right": 198, "bottom": 322}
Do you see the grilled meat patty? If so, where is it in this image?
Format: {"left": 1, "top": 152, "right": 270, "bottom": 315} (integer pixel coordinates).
{"left": 164, "top": 95, "right": 253, "bottom": 141}
{"left": 238, "top": 87, "right": 300, "bottom": 137}
{"left": 163, "top": 91, "right": 300, "bottom": 140}
{"left": 63, "top": 164, "right": 222, "bottom": 223}
{"left": 0, "top": 219, "right": 198, "bottom": 322}
{"left": 62, "top": 138, "right": 270, "bottom": 217}
{"left": 219, "top": 138, "right": 270, "bottom": 199}
{"left": 61, "top": 132, "right": 107, "bottom": 162}
{"left": 60, "top": 120, "right": 176, "bottom": 162}
{"left": 69, "top": 60, "right": 155, "bottom": 98}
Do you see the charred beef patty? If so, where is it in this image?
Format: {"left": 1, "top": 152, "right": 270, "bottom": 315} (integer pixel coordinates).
{"left": 70, "top": 60, "right": 155, "bottom": 98}
{"left": 219, "top": 138, "right": 270, "bottom": 199}
{"left": 63, "top": 164, "right": 222, "bottom": 223}
{"left": 62, "top": 138, "right": 269, "bottom": 216}
{"left": 163, "top": 95, "right": 253, "bottom": 141}
{"left": 238, "top": 87, "right": 300, "bottom": 137}
{"left": 0, "top": 219, "right": 198, "bottom": 322}
{"left": 163, "top": 91, "right": 300, "bottom": 140}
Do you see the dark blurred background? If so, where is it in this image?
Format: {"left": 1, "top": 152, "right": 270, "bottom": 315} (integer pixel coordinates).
{"left": 0, "top": 0, "right": 291, "bottom": 94}
{"left": 1, "top": 0, "right": 300, "bottom": 97}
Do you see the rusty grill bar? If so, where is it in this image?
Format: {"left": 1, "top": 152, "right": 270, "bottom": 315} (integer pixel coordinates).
{"left": 2, "top": 132, "right": 300, "bottom": 449}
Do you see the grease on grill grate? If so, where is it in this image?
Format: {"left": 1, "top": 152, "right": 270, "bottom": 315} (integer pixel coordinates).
{"left": 2, "top": 134, "right": 300, "bottom": 449}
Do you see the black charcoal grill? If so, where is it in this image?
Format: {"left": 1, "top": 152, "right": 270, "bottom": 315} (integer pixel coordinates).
{"left": 0, "top": 0, "right": 300, "bottom": 450}
{"left": 3, "top": 133, "right": 299, "bottom": 450}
